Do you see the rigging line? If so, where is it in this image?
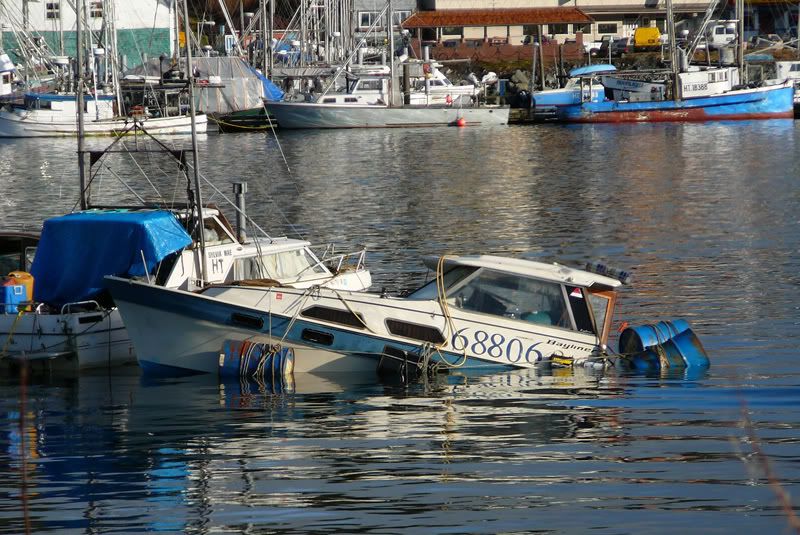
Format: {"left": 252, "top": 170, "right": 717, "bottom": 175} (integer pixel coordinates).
{"left": 97, "top": 163, "right": 151, "bottom": 205}
{"left": 189, "top": 164, "right": 278, "bottom": 241}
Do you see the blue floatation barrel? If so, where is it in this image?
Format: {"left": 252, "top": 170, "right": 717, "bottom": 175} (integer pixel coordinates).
{"left": 219, "top": 339, "right": 295, "bottom": 380}
{"left": 619, "top": 320, "right": 709, "bottom": 369}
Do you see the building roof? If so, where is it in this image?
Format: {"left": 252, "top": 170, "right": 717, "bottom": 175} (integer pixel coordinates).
{"left": 402, "top": 8, "right": 592, "bottom": 29}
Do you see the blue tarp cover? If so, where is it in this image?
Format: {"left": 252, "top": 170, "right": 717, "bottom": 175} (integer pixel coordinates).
{"left": 246, "top": 64, "right": 285, "bottom": 101}
{"left": 30, "top": 210, "right": 193, "bottom": 305}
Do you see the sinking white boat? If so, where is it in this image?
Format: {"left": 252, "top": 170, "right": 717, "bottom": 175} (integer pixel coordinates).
{"left": 105, "top": 255, "right": 631, "bottom": 375}
{"left": 0, "top": 92, "right": 207, "bottom": 137}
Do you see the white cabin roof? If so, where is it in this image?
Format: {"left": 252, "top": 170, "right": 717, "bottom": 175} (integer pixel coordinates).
{"left": 424, "top": 255, "right": 622, "bottom": 289}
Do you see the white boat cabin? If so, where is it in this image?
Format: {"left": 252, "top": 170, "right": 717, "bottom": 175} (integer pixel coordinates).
{"left": 408, "top": 256, "right": 621, "bottom": 347}
{"left": 14, "top": 92, "right": 116, "bottom": 120}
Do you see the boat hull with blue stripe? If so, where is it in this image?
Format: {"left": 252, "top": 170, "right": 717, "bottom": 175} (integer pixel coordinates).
{"left": 557, "top": 77, "right": 794, "bottom": 123}
{"left": 106, "top": 255, "right": 624, "bottom": 375}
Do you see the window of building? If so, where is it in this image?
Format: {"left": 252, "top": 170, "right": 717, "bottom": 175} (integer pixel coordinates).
{"left": 89, "top": 0, "right": 103, "bottom": 18}
{"left": 359, "top": 11, "right": 381, "bottom": 29}
{"left": 597, "top": 23, "right": 618, "bottom": 34}
{"left": 549, "top": 23, "right": 568, "bottom": 35}
{"left": 441, "top": 27, "right": 463, "bottom": 38}
{"left": 45, "top": 2, "right": 60, "bottom": 19}
{"left": 572, "top": 23, "right": 591, "bottom": 34}
{"left": 393, "top": 11, "right": 411, "bottom": 26}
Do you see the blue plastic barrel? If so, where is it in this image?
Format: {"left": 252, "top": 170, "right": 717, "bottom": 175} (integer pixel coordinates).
{"left": 618, "top": 320, "right": 691, "bottom": 353}
{"left": 219, "top": 339, "right": 295, "bottom": 380}
{"left": 662, "top": 329, "right": 710, "bottom": 368}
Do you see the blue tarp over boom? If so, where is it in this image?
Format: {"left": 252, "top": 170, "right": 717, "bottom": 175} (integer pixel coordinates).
{"left": 246, "top": 64, "right": 284, "bottom": 101}
{"left": 30, "top": 210, "right": 193, "bottom": 305}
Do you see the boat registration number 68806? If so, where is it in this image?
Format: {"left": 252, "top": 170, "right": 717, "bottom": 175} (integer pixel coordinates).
{"left": 450, "top": 328, "right": 545, "bottom": 364}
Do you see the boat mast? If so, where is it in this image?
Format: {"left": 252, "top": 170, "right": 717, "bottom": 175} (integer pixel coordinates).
{"left": 736, "top": 0, "right": 744, "bottom": 76}
{"left": 77, "top": 0, "right": 88, "bottom": 210}
{"left": 666, "top": 0, "right": 680, "bottom": 101}
{"left": 387, "top": 0, "right": 396, "bottom": 106}
{"left": 181, "top": 0, "right": 207, "bottom": 285}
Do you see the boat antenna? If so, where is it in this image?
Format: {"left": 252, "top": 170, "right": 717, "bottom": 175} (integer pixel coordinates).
{"left": 77, "top": 0, "right": 87, "bottom": 210}
{"left": 182, "top": 0, "right": 207, "bottom": 285}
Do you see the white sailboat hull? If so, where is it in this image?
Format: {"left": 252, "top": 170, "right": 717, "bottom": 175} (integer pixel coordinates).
{"left": 265, "top": 101, "right": 509, "bottom": 129}
{"left": 0, "top": 109, "right": 208, "bottom": 137}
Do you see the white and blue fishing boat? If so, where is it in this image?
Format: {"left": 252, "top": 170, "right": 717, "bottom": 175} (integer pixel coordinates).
{"left": 554, "top": 66, "right": 794, "bottom": 122}
{"left": 105, "top": 254, "right": 709, "bottom": 377}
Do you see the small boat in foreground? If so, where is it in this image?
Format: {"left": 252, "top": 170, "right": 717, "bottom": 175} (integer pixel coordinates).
{"left": 106, "top": 255, "right": 709, "bottom": 377}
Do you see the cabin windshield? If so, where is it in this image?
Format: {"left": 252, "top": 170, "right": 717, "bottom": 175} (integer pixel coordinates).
{"left": 405, "top": 265, "right": 478, "bottom": 300}
{"left": 234, "top": 248, "right": 328, "bottom": 281}
{"left": 408, "top": 265, "right": 601, "bottom": 335}
{"left": 447, "top": 269, "right": 572, "bottom": 328}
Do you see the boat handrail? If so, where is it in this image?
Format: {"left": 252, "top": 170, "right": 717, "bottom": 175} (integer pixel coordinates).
{"left": 301, "top": 246, "right": 367, "bottom": 278}
{"left": 60, "top": 300, "right": 102, "bottom": 314}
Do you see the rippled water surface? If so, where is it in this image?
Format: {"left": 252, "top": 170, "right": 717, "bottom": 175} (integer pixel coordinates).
{"left": 1, "top": 121, "right": 799, "bottom": 533}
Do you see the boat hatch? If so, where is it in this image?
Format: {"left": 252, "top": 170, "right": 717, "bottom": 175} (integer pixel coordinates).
{"left": 385, "top": 319, "right": 445, "bottom": 344}
{"left": 301, "top": 306, "right": 365, "bottom": 329}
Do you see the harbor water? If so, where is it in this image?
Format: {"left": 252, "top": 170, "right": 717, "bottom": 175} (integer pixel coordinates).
{"left": 1, "top": 120, "right": 800, "bottom": 533}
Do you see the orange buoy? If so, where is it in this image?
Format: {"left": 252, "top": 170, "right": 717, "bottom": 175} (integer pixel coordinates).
{"left": 456, "top": 117, "right": 466, "bottom": 127}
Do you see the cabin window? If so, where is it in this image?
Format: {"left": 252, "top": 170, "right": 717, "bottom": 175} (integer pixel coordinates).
{"left": 573, "top": 23, "right": 591, "bottom": 34}
{"left": 89, "top": 0, "right": 103, "bottom": 18}
{"left": 792, "top": 64, "right": 800, "bottom": 72}
{"left": 359, "top": 79, "right": 383, "bottom": 91}
{"left": 344, "top": 97, "right": 358, "bottom": 103}
{"left": 46, "top": 2, "right": 60, "bottom": 19}
{"left": 549, "top": 24, "right": 568, "bottom": 35}
{"left": 448, "top": 270, "right": 570, "bottom": 328}
{"left": 586, "top": 290, "right": 615, "bottom": 344}
{"left": 386, "top": 319, "right": 445, "bottom": 344}
{"left": 202, "top": 218, "right": 234, "bottom": 245}
{"left": 235, "top": 249, "right": 327, "bottom": 281}
{"left": 566, "top": 286, "right": 595, "bottom": 334}
{"left": 322, "top": 97, "right": 336, "bottom": 103}
{"left": 405, "top": 265, "right": 479, "bottom": 300}
{"left": 301, "top": 306, "right": 365, "bottom": 329}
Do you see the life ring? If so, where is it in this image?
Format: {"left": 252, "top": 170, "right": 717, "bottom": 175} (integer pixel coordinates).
{"left": 445, "top": 94, "right": 453, "bottom": 105}
{"left": 422, "top": 63, "right": 431, "bottom": 74}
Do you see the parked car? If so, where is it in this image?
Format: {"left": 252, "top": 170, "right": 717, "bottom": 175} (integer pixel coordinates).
{"left": 592, "top": 35, "right": 615, "bottom": 57}
{"left": 612, "top": 37, "right": 631, "bottom": 56}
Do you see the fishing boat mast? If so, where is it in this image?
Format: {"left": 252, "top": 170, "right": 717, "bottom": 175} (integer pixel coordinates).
{"left": 666, "top": 0, "right": 680, "bottom": 102}
{"left": 181, "top": 0, "right": 207, "bottom": 284}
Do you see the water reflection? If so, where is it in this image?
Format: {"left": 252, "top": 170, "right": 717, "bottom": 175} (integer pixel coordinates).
{"left": 2, "top": 121, "right": 800, "bottom": 533}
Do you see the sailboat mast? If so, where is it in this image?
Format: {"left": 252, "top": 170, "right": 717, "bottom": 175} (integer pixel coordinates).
{"left": 77, "top": 0, "right": 87, "bottom": 210}
{"left": 181, "top": 0, "right": 207, "bottom": 285}
{"left": 387, "top": 0, "right": 396, "bottom": 106}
